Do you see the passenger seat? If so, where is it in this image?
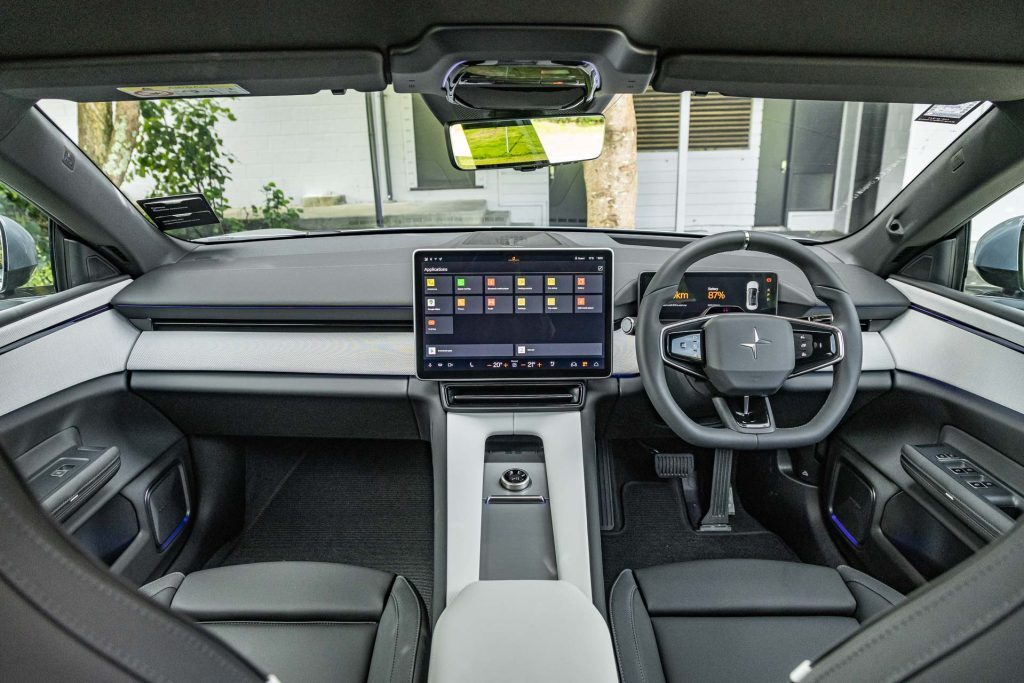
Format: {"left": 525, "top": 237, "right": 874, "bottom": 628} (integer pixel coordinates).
{"left": 140, "top": 561, "right": 428, "bottom": 683}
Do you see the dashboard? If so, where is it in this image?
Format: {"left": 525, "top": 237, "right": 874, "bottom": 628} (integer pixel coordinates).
{"left": 111, "top": 229, "right": 910, "bottom": 382}
{"left": 414, "top": 249, "right": 613, "bottom": 380}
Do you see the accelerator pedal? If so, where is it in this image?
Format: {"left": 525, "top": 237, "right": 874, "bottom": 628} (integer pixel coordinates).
{"left": 699, "top": 448, "right": 735, "bottom": 532}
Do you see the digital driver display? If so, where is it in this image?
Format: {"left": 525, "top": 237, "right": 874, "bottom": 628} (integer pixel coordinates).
{"left": 415, "top": 249, "right": 613, "bottom": 379}
{"left": 638, "top": 271, "right": 778, "bottom": 320}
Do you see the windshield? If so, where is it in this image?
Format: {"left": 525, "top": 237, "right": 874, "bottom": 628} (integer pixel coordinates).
{"left": 39, "top": 91, "right": 990, "bottom": 241}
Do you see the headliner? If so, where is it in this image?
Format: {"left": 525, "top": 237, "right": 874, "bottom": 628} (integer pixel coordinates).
{"left": 0, "top": 1, "right": 1021, "bottom": 63}
{"left": 1, "top": 2, "right": 1023, "bottom": 104}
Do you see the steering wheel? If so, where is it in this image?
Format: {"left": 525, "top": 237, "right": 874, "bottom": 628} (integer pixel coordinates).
{"left": 637, "top": 231, "right": 862, "bottom": 450}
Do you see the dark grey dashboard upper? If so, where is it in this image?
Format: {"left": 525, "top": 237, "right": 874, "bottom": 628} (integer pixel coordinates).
{"left": 111, "top": 230, "right": 909, "bottom": 325}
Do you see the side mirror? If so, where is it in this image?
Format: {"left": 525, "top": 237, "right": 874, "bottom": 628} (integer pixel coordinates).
{"left": 973, "top": 216, "right": 1024, "bottom": 296}
{"left": 0, "top": 215, "right": 38, "bottom": 295}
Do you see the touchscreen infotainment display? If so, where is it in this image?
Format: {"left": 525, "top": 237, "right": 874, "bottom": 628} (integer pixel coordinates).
{"left": 415, "top": 249, "right": 613, "bottom": 379}
{"left": 637, "top": 271, "right": 778, "bottom": 320}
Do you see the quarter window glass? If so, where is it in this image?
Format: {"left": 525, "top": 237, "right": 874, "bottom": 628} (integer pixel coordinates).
{"left": 0, "top": 180, "right": 56, "bottom": 305}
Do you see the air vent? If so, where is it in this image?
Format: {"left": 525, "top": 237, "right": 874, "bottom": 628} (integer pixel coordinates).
{"left": 804, "top": 314, "right": 870, "bottom": 332}
{"left": 150, "top": 320, "right": 413, "bottom": 333}
{"left": 442, "top": 382, "right": 584, "bottom": 411}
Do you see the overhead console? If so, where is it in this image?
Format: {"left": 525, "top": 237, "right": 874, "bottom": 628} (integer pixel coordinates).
{"left": 414, "top": 249, "right": 613, "bottom": 380}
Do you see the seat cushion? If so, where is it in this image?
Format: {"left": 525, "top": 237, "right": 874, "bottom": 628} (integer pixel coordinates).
{"left": 610, "top": 559, "right": 902, "bottom": 683}
{"left": 141, "top": 561, "right": 428, "bottom": 683}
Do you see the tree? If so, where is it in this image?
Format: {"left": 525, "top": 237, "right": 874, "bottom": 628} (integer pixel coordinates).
{"left": 583, "top": 95, "right": 638, "bottom": 228}
{"left": 243, "top": 182, "right": 303, "bottom": 231}
{"left": 77, "top": 101, "right": 141, "bottom": 185}
{"left": 131, "top": 99, "right": 237, "bottom": 214}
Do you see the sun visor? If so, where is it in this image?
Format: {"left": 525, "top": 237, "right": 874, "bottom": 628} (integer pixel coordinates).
{"left": 655, "top": 54, "right": 1024, "bottom": 104}
{"left": 0, "top": 50, "right": 387, "bottom": 102}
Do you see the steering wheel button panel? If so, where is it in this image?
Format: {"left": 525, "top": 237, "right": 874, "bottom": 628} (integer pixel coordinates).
{"left": 668, "top": 332, "right": 702, "bottom": 361}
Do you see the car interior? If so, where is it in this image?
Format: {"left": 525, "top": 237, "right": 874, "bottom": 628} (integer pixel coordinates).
{"left": 2, "top": 2, "right": 1024, "bottom": 682}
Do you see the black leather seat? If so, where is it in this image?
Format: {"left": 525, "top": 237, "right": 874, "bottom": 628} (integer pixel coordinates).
{"left": 610, "top": 559, "right": 903, "bottom": 683}
{"left": 140, "top": 561, "right": 428, "bottom": 683}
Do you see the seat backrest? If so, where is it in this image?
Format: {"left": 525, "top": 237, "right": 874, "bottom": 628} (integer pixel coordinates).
{"left": 0, "top": 452, "right": 266, "bottom": 682}
{"left": 799, "top": 517, "right": 1024, "bottom": 682}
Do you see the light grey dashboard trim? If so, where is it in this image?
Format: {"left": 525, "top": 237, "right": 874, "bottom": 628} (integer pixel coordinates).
{"left": 126, "top": 326, "right": 892, "bottom": 378}
{"left": 127, "top": 330, "right": 416, "bottom": 375}
{"left": 0, "top": 310, "right": 139, "bottom": 417}
{"left": 882, "top": 307, "right": 1024, "bottom": 415}
{"left": 428, "top": 580, "right": 617, "bottom": 683}
{"left": 888, "top": 278, "right": 1024, "bottom": 348}
{"left": 0, "top": 278, "right": 131, "bottom": 348}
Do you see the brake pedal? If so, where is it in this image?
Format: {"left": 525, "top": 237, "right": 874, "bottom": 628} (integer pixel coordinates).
{"left": 699, "top": 448, "right": 735, "bottom": 532}
{"left": 655, "top": 452, "right": 702, "bottom": 528}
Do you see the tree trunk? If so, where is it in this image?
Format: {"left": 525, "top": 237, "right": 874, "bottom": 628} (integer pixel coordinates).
{"left": 583, "top": 95, "right": 638, "bottom": 228}
{"left": 76, "top": 101, "right": 141, "bottom": 186}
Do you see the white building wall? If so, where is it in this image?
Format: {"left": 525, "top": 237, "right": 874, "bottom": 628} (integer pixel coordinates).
{"left": 217, "top": 91, "right": 374, "bottom": 208}
{"left": 636, "top": 151, "right": 678, "bottom": 230}
{"left": 679, "top": 98, "right": 763, "bottom": 233}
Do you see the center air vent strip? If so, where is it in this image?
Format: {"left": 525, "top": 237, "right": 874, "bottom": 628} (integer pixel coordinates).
{"left": 443, "top": 382, "right": 584, "bottom": 409}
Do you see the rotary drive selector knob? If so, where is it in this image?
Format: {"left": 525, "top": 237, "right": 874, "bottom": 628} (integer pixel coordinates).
{"left": 500, "top": 468, "right": 531, "bottom": 492}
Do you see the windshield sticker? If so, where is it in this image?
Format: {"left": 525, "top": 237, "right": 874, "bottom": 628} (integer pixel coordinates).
{"left": 915, "top": 102, "right": 983, "bottom": 124}
{"left": 138, "top": 194, "right": 220, "bottom": 231}
{"left": 118, "top": 84, "right": 250, "bottom": 98}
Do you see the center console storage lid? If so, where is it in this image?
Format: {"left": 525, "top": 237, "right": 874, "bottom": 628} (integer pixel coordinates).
{"left": 429, "top": 580, "right": 617, "bottom": 683}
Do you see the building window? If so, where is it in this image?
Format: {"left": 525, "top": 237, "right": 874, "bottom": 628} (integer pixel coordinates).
{"left": 688, "top": 94, "right": 753, "bottom": 151}
{"left": 634, "top": 91, "right": 681, "bottom": 151}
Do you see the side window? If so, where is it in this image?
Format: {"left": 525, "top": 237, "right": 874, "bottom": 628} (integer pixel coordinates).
{"left": 0, "top": 180, "right": 57, "bottom": 307}
{"left": 963, "top": 184, "right": 1024, "bottom": 312}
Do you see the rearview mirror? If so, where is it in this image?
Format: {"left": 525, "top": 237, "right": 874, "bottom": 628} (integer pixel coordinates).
{"left": 973, "top": 215, "right": 1024, "bottom": 295}
{"left": 0, "top": 216, "right": 38, "bottom": 296}
{"left": 447, "top": 115, "right": 605, "bottom": 171}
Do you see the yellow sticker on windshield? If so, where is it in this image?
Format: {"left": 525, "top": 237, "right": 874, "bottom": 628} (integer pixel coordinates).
{"left": 118, "top": 84, "right": 250, "bottom": 98}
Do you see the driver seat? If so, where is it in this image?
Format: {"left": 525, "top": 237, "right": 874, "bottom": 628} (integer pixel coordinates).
{"left": 609, "top": 559, "right": 903, "bottom": 683}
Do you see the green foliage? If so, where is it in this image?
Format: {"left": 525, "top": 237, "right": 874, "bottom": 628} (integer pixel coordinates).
{"left": 131, "top": 100, "right": 302, "bottom": 238}
{"left": 247, "top": 182, "right": 303, "bottom": 231}
{"left": 0, "top": 185, "right": 54, "bottom": 291}
{"left": 132, "top": 99, "right": 237, "bottom": 214}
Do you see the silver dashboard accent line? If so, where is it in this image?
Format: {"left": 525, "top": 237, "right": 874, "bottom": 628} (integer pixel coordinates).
{"left": 888, "top": 278, "right": 1024, "bottom": 348}
{"left": 0, "top": 279, "right": 131, "bottom": 349}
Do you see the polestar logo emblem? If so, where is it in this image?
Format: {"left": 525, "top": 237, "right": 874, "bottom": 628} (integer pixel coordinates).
{"left": 740, "top": 328, "right": 772, "bottom": 359}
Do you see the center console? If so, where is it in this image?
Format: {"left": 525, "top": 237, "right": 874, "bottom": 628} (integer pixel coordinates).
{"left": 415, "top": 249, "right": 618, "bottom": 681}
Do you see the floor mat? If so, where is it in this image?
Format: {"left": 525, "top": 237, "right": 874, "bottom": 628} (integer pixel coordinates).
{"left": 601, "top": 480, "right": 798, "bottom": 594}
{"left": 212, "top": 439, "right": 435, "bottom": 612}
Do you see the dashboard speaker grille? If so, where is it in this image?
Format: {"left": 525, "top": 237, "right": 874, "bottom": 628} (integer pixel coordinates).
{"left": 442, "top": 382, "right": 584, "bottom": 411}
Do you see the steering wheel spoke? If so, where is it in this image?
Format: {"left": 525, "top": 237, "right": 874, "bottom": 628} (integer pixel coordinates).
{"left": 788, "top": 317, "right": 845, "bottom": 377}
{"left": 712, "top": 395, "right": 776, "bottom": 434}
{"left": 660, "top": 316, "right": 710, "bottom": 380}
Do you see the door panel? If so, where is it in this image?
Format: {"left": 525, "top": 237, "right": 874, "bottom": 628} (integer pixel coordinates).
{"left": 825, "top": 280, "right": 1024, "bottom": 590}
{"left": 0, "top": 279, "right": 195, "bottom": 583}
